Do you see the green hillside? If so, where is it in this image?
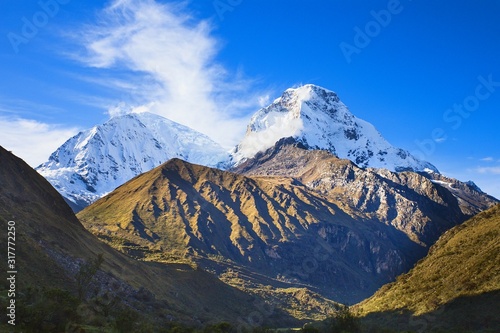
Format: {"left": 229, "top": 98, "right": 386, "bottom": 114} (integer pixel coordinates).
{"left": 356, "top": 204, "right": 500, "bottom": 332}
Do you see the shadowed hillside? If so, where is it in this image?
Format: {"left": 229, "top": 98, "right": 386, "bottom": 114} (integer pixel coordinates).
{"left": 0, "top": 146, "right": 296, "bottom": 330}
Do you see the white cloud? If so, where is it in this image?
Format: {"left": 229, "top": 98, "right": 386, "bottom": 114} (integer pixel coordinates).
{"left": 107, "top": 101, "right": 156, "bottom": 117}
{"left": 480, "top": 157, "right": 494, "bottom": 162}
{"left": 475, "top": 166, "right": 500, "bottom": 175}
{"left": 0, "top": 117, "right": 79, "bottom": 167}
{"left": 258, "top": 94, "right": 271, "bottom": 107}
{"left": 235, "top": 116, "right": 304, "bottom": 161}
{"left": 74, "top": 0, "right": 266, "bottom": 148}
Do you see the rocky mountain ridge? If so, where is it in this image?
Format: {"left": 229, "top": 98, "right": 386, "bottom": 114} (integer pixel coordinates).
{"left": 38, "top": 84, "right": 449, "bottom": 213}
{"left": 231, "top": 84, "right": 439, "bottom": 173}
{"left": 233, "top": 138, "right": 497, "bottom": 246}
{"left": 78, "top": 157, "right": 420, "bottom": 304}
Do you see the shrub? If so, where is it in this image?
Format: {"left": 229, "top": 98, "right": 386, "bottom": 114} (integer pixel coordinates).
{"left": 112, "top": 306, "right": 140, "bottom": 332}
{"left": 17, "top": 286, "right": 79, "bottom": 332}
{"left": 329, "top": 304, "right": 360, "bottom": 333}
{"left": 76, "top": 253, "right": 104, "bottom": 301}
{"left": 204, "top": 322, "right": 235, "bottom": 333}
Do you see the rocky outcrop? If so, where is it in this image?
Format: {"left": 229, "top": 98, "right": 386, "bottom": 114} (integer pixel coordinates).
{"left": 233, "top": 138, "right": 497, "bottom": 246}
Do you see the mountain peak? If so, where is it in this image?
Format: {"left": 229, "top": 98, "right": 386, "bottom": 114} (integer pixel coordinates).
{"left": 36, "top": 112, "right": 229, "bottom": 211}
{"left": 232, "top": 85, "right": 438, "bottom": 173}
{"left": 264, "top": 84, "right": 343, "bottom": 120}
{"left": 285, "top": 84, "right": 339, "bottom": 100}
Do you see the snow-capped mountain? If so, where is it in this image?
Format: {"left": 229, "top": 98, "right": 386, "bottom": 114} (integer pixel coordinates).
{"left": 36, "top": 112, "right": 229, "bottom": 210}
{"left": 231, "top": 84, "right": 439, "bottom": 173}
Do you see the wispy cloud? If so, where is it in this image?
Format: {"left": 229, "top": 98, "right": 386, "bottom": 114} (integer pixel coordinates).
{"left": 474, "top": 166, "right": 500, "bottom": 175}
{"left": 0, "top": 98, "right": 66, "bottom": 119}
{"left": 480, "top": 156, "right": 494, "bottom": 162}
{"left": 72, "top": 0, "right": 267, "bottom": 148}
{"left": 0, "top": 117, "right": 79, "bottom": 167}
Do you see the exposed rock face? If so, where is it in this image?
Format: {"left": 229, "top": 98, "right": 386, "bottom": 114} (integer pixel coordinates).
{"left": 422, "top": 171, "right": 498, "bottom": 216}
{"left": 233, "top": 138, "right": 497, "bottom": 246}
{"left": 78, "top": 158, "right": 416, "bottom": 303}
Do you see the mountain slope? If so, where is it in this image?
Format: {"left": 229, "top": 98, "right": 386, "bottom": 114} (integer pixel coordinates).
{"left": 77, "top": 144, "right": 496, "bottom": 305}
{"left": 231, "top": 84, "right": 438, "bottom": 173}
{"left": 78, "top": 157, "right": 421, "bottom": 304}
{"left": 356, "top": 204, "right": 500, "bottom": 332}
{"left": 0, "top": 146, "right": 289, "bottom": 327}
{"left": 36, "top": 112, "right": 229, "bottom": 211}
{"left": 232, "top": 138, "right": 497, "bottom": 246}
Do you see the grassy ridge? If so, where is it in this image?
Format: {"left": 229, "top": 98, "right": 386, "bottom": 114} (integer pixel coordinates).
{"left": 356, "top": 204, "right": 500, "bottom": 331}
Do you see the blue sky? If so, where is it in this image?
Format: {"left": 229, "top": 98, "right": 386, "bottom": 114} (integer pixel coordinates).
{"left": 1, "top": 0, "right": 499, "bottom": 198}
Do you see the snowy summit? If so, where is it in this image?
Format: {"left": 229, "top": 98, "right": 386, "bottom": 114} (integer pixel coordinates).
{"left": 36, "top": 112, "right": 229, "bottom": 210}
{"left": 231, "top": 84, "right": 439, "bottom": 173}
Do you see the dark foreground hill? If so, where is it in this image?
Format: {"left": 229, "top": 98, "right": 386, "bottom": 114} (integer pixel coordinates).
{"left": 356, "top": 204, "right": 500, "bottom": 332}
{"left": 0, "top": 146, "right": 296, "bottom": 331}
